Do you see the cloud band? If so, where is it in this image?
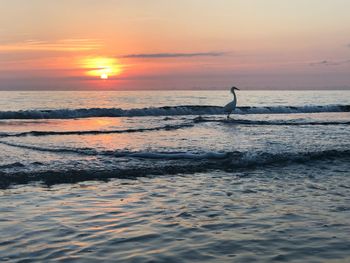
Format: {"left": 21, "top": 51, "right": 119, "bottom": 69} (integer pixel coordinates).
{"left": 122, "top": 52, "right": 226, "bottom": 58}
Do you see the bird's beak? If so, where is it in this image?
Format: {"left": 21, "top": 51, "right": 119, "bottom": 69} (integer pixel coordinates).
{"left": 235, "top": 87, "right": 240, "bottom": 90}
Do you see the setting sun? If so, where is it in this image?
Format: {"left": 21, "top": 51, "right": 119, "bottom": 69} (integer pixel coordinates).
{"left": 100, "top": 73, "right": 108, "bottom": 79}
{"left": 2, "top": 1, "right": 350, "bottom": 263}
{"left": 81, "top": 57, "right": 123, "bottom": 79}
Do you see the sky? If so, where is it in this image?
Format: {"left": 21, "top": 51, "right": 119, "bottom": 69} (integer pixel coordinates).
{"left": 0, "top": 0, "right": 349, "bottom": 90}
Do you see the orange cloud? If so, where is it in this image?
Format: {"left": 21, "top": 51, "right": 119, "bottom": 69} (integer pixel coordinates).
{"left": 0, "top": 38, "right": 102, "bottom": 52}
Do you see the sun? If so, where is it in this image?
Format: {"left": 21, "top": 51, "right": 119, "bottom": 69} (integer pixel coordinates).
{"left": 81, "top": 57, "right": 123, "bottom": 80}
{"left": 100, "top": 73, "right": 108, "bottom": 79}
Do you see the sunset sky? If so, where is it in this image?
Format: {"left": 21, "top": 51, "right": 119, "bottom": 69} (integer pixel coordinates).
{"left": 1, "top": 0, "right": 349, "bottom": 90}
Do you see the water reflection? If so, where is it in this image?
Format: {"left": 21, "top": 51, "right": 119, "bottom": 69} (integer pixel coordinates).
{"left": 0, "top": 118, "right": 122, "bottom": 133}
{"left": 1, "top": 167, "right": 350, "bottom": 262}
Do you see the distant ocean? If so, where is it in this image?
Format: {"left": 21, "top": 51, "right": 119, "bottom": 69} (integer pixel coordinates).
{"left": 1, "top": 90, "right": 350, "bottom": 262}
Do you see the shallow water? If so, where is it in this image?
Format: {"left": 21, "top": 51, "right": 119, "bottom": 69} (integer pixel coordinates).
{"left": 1, "top": 90, "right": 349, "bottom": 111}
{"left": 0, "top": 90, "right": 350, "bottom": 262}
{"left": 1, "top": 161, "right": 350, "bottom": 262}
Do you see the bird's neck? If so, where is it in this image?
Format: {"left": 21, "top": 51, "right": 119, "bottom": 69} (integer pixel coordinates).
{"left": 232, "top": 90, "right": 237, "bottom": 102}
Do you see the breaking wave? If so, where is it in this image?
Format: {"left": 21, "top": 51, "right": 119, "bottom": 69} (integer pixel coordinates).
{"left": 1, "top": 140, "right": 349, "bottom": 187}
{"left": 0, "top": 104, "right": 349, "bottom": 119}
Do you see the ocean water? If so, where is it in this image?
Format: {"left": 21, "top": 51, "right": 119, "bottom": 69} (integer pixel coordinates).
{"left": 0, "top": 90, "right": 350, "bottom": 262}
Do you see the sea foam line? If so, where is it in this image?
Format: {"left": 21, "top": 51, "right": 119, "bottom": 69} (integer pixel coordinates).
{"left": 0, "top": 104, "right": 349, "bottom": 119}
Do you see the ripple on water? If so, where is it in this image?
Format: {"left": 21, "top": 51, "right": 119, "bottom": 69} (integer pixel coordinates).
{"left": 1, "top": 161, "right": 350, "bottom": 262}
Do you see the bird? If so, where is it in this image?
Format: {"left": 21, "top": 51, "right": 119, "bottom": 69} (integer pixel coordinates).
{"left": 223, "top": 86, "right": 240, "bottom": 119}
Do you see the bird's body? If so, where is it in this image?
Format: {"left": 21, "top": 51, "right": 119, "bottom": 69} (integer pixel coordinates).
{"left": 224, "top": 86, "right": 239, "bottom": 119}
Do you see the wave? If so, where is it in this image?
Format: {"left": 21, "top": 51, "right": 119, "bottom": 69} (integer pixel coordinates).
{"left": 193, "top": 117, "right": 350, "bottom": 126}
{"left": 0, "top": 117, "right": 347, "bottom": 139}
{"left": 0, "top": 123, "right": 193, "bottom": 138}
{"left": 0, "top": 141, "right": 227, "bottom": 159}
{"left": 2, "top": 141, "right": 350, "bottom": 161}
{"left": 0, "top": 162, "right": 25, "bottom": 169}
{"left": 0, "top": 161, "right": 43, "bottom": 169}
{"left": 0, "top": 141, "right": 100, "bottom": 155}
{"left": 2, "top": 139, "right": 350, "bottom": 163}
{"left": 0, "top": 104, "right": 349, "bottom": 119}
{"left": 1, "top": 147, "right": 349, "bottom": 187}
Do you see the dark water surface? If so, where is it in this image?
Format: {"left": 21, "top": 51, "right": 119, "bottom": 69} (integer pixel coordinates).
{"left": 1, "top": 160, "right": 350, "bottom": 263}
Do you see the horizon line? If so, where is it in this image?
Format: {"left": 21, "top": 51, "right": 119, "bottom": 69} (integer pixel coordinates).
{"left": 1, "top": 87, "right": 350, "bottom": 91}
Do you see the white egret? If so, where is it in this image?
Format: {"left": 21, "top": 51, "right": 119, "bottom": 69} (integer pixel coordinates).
{"left": 224, "top": 86, "right": 240, "bottom": 119}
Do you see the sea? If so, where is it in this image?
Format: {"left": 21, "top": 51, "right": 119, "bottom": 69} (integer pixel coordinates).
{"left": 0, "top": 90, "right": 350, "bottom": 262}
